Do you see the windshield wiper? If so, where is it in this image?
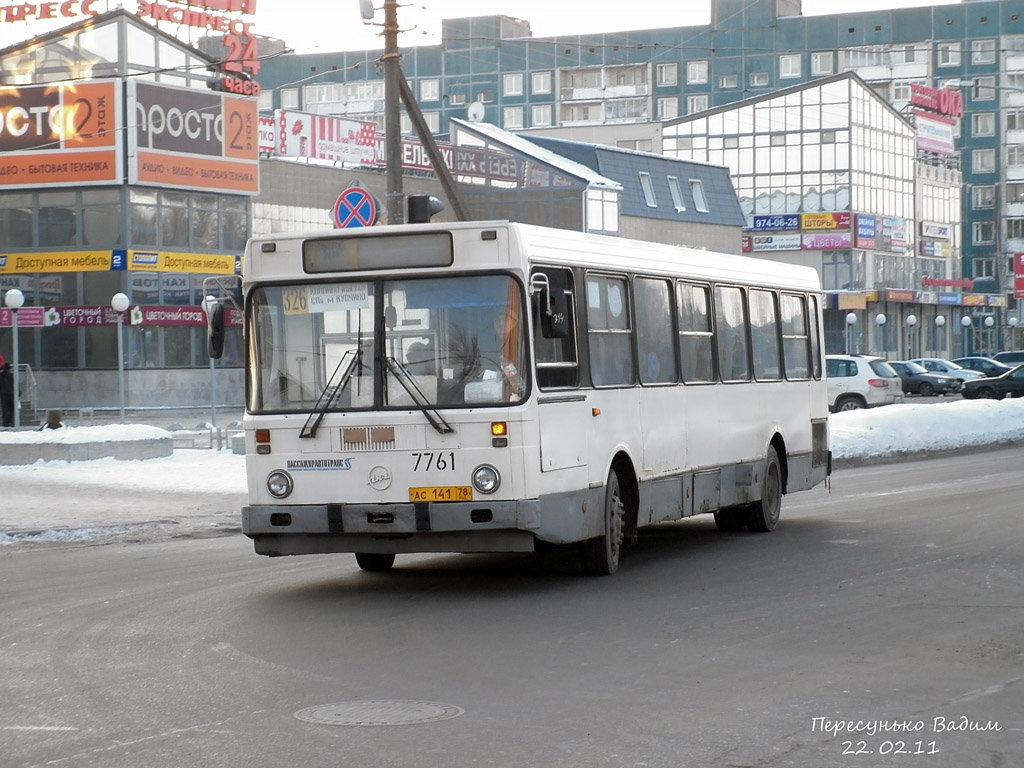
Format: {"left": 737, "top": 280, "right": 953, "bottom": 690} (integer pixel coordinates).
{"left": 384, "top": 357, "right": 454, "bottom": 435}
{"left": 300, "top": 348, "right": 362, "bottom": 438}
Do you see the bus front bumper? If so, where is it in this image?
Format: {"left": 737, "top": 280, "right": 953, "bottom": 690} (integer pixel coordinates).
{"left": 242, "top": 500, "right": 541, "bottom": 556}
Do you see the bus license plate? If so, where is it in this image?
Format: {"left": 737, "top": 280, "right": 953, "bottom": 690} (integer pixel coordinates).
{"left": 409, "top": 486, "right": 472, "bottom": 502}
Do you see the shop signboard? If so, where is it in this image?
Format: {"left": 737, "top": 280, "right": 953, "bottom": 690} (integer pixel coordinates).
{"left": 128, "top": 80, "right": 259, "bottom": 194}
{"left": 0, "top": 79, "right": 123, "bottom": 189}
{"left": 802, "top": 231, "right": 852, "bottom": 249}
{"left": 801, "top": 212, "right": 851, "bottom": 230}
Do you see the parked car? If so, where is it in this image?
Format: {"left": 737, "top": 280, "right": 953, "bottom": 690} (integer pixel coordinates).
{"left": 909, "top": 357, "right": 984, "bottom": 383}
{"left": 952, "top": 356, "right": 1015, "bottom": 377}
{"left": 825, "top": 354, "right": 903, "bottom": 412}
{"left": 960, "top": 365, "right": 1024, "bottom": 399}
{"left": 991, "top": 350, "right": 1024, "bottom": 366}
{"left": 888, "top": 360, "right": 960, "bottom": 396}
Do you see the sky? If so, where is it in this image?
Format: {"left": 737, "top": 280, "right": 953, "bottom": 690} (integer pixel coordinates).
{"left": 2, "top": 396, "right": 1023, "bottom": 544}
{"left": 0, "top": 0, "right": 960, "bottom": 55}
{"left": 250, "top": 0, "right": 961, "bottom": 54}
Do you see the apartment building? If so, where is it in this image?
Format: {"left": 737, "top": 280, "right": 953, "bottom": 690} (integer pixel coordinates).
{"left": 257, "top": 0, "right": 1024, "bottom": 352}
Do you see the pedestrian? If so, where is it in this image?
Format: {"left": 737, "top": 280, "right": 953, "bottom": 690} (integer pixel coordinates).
{"left": 0, "top": 354, "right": 14, "bottom": 428}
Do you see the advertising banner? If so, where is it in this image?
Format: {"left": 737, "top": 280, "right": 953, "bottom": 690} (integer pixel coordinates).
{"left": 750, "top": 214, "right": 801, "bottom": 231}
{"left": 801, "top": 212, "right": 851, "bottom": 230}
{"left": 0, "top": 250, "right": 240, "bottom": 276}
{"left": 258, "top": 115, "right": 275, "bottom": 155}
{"left": 0, "top": 304, "right": 241, "bottom": 328}
{"left": 854, "top": 214, "right": 907, "bottom": 252}
{"left": 747, "top": 233, "right": 802, "bottom": 252}
{"left": 0, "top": 80, "right": 122, "bottom": 189}
{"left": 914, "top": 110, "right": 957, "bottom": 156}
{"left": 276, "top": 109, "right": 376, "bottom": 165}
{"left": 126, "top": 250, "right": 239, "bottom": 275}
{"left": 129, "top": 80, "right": 259, "bottom": 194}
{"left": 1015, "top": 253, "right": 1024, "bottom": 300}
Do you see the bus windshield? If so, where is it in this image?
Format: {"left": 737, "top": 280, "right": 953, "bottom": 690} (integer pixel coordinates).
{"left": 248, "top": 273, "right": 528, "bottom": 414}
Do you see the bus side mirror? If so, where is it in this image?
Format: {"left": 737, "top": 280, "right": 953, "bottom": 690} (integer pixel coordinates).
{"left": 531, "top": 272, "right": 570, "bottom": 339}
{"left": 207, "top": 301, "right": 226, "bottom": 359}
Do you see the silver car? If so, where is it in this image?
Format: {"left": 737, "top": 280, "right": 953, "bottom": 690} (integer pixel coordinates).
{"left": 826, "top": 354, "right": 903, "bottom": 412}
{"left": 910, "top": 358, "right": 984, "bottom": 383}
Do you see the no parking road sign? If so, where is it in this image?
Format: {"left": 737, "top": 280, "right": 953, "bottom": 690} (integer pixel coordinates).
{"left": 333, "top": 186, "right": 379, "bottom": 228}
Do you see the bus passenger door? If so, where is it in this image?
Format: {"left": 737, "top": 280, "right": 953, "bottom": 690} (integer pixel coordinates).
{"left": 531, "top": 267, "right": 585, "bottom": 472}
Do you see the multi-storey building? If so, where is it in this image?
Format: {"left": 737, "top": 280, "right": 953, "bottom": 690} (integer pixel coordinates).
{"left": 257, "top": 0, "right": 1024, "bottom": 351}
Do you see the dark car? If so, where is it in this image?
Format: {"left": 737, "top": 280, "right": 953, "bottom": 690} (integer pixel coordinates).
{"left": 888, "top": 360, "right": 960, "bottom": 396}
{"left": 952, "top": 356, "right": 1015, "bottom": 377}
{"left": 992, "top": 350, "right": 1024, "bottom": 365}
{"left": 960, "top": 365, "right": 1024, "bottom": 399}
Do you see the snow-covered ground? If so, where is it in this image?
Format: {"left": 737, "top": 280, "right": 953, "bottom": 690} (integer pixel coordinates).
{"left": 2, "top": 397, "right": 1023, "bottom": 544}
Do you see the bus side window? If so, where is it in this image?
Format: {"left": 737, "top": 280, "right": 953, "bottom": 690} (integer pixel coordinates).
{"left": 532, "top": 268, "right": 579, "bottom": 389}
{"left": 715, "top": 285, "right": 751, "bottom": 382}
{"left": 677, "top": 282, "right": 715, "bottom": 383}
{"left": 586, "top": 274, "right": 636, "bottom": 387}
{"left": 749, "top": 289, "right": 781, "bottom": 381}
{"left": 635, "top": 277, "right": 676, "bottom": 384}
{"left": 781, "top": 293, "right": 811, "bottom": 379}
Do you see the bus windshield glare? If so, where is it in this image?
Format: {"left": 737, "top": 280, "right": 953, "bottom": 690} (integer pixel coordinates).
{"left": 248, "top": 274, "right": 528, "bottom": 413}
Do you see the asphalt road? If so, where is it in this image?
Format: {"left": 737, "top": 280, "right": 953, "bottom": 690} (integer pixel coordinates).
{"left": 2, "top": 447, "right": 1022, "bottom": 768}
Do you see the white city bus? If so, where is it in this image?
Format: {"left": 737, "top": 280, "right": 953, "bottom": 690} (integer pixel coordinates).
{"left": 209, "top": 220, "right": 830, "bottom": 575}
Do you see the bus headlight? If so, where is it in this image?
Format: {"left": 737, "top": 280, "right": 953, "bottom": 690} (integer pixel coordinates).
{"left": 472, "top": 465, "right": 500, "bottom": 494}
{"left": 267, "top": 470, "right": 294, "bottom": 498}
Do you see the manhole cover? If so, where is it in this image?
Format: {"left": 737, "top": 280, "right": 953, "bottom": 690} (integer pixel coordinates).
{"left": 294, "top": 700, "right": 464, "bottom": 727}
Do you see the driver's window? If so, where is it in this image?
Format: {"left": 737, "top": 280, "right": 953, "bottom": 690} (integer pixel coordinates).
{"left": 531, "top": 267, "right": 578, "bottom": 389}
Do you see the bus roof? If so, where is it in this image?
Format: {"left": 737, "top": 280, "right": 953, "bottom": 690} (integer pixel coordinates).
{"left": 246, "top": 220, "right": 822, "bottom": 293}
{"left": 509, "top": 222, "right": 821, "bottom": 292}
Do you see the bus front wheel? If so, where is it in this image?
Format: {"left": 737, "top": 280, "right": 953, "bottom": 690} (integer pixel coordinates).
{"left": 745, "top": 447, "right": 782, "bottom": 532}
{"left": 355, "top": 552, "right": 396, "bottom": 572}
{"left": 582, "top": 470, "right": 625, "bottom": 576}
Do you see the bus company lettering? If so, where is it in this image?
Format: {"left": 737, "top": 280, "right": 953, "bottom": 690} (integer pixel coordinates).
{"left": 287, "top": 458, "right": 354, "bottom": 471}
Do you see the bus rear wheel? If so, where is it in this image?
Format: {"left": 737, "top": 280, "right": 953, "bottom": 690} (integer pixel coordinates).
{"left": 355, "top": 552, "right": 396, "bottom": 571}
{"left": 582, "top": 470, "right": 625, "bottom": 576}
{"left": 745, "top": 446, "right": 782, "bottom": 532}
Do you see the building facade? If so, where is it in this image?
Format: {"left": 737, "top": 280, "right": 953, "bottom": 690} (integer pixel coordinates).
{"left": 0, "top": 11, "right": 255, "bottom": 412}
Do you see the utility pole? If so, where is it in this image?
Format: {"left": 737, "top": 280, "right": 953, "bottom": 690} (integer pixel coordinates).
{"left": 382, "top": 0, "right": 403, "bottom": 224}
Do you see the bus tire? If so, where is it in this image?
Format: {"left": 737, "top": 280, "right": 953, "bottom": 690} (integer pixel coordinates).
{"left": 582, "top": 470, "right": 625, "bottom": 576}
{"left": 745, "top": 446, "right": 782, "bottom": 533}
{"left": 355, "top": 552, "right": 396, "bottom": 571}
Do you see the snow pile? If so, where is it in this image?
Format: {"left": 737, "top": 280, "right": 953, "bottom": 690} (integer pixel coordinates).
{"left": 829, "top": 397, "right": 1024, "bottom": 460}
{"left": 0, "top": 424, "right": 171, "bottom": 444}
